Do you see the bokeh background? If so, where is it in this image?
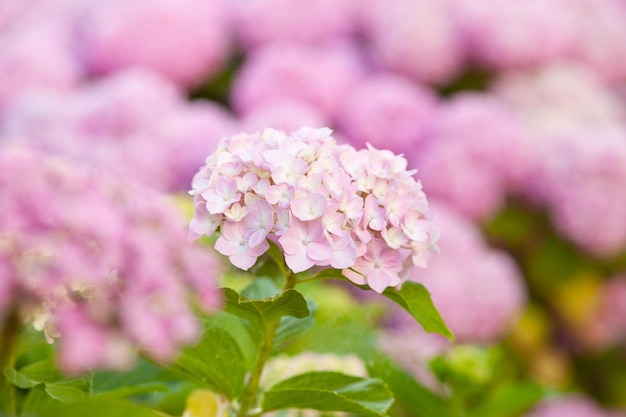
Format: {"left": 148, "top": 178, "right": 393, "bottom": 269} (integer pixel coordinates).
{"left": 1, "top": 0, "right": 626, "bottom": 415}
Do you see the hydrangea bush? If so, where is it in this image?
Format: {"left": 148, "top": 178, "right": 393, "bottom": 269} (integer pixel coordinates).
{"left": 2, "top": 0, "right": 626, "bottom": 416}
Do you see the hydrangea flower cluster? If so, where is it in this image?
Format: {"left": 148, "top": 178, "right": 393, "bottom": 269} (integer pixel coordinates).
{"left": 526, "top": 395, "right": 621, "bottom": 417}
{"left": 75, "top": 0, "right": 231, "bottom": 88}
{"left": 1, "top": 69, "right": 238, "bottom": 192}
{"left": 336, "top": 73, "right": 439, "bottom": 154}
{"left": 189, "top": 127, "right": 439, "bottom": 293}
{"left": 406, "top": 94, "right": 530, "bottom": 220}
{"left": 0, "top": 146, "right": 222, "bottom": 373}
{"left": 536, "top": 131, "right": 626, "bottom": 257}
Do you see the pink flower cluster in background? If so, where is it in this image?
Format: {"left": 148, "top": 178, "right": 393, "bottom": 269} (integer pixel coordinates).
{"left": 0, "top": 146, "right": 221, "bottom": 373}
{"left": 526, "top": 395, "right": 625, "bottom": 417}
{"left": 1, "top": 69, "right": 238, "bottom": 192}
{"left": 189, "top": 127, "right": 439, "bottom": 293}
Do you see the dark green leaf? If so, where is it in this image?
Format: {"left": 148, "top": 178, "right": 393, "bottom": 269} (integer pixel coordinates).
{"left": 170, "top": 317, "right": 248, "bottom": 399}
{"left": 262, "top": 371, "right": 393, "bottom": 417}
{"left": 274, "top": 299, "right": 316, "bottom": 349}
{"left": 222, "top": 288, "right": 310, "bottom": 329}
{"left": 466, "top": 382, "right": 544, "bottom": 417}
{"left": 92, "top": 359, "right": 164, "bottom": 394}
{"left": 367, "top": 354, "right": 453, "bottom": 417}
{"left": 383, "top": 282, "right": 454, "bottom": 340}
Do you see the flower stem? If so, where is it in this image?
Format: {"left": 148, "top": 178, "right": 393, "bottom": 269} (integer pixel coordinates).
{"left": 236, "top": 320, "right": 280, "bottom": 417}
{"left": 236, "top": 271, "right": 297, "bottom": 417}
{"left": 0, "top": 308, "right": 20, "bottom": 416}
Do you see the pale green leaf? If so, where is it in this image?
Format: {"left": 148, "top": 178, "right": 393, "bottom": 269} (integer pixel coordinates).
{"left": 383, "top": 282, "right": 454, "bottom": 340}
{"left": 262, "top": 371, "right": 393, "bottom": 417}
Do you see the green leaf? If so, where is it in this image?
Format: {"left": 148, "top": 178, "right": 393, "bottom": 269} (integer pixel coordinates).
{"left": 170, "top": 316, "right": 248, "bottom": 399}
{"left": 3, "top": 359, "right": 61, "bottom": 389}
{"left": 92, "top": 359, "right": 164, "bottom": 394}
{"left": 210, "top": 313, "right": 259, "bottom": 368}
{"left": 32, "top": 398, "right": 165, "bottom": 417}
{"left": 465, "top": 382, "right": 544, "bottom": 417}
{"left": 4, "top": 367, "right": 38, "bottom": 389}
{"left": 91, "top": 358, "right": 172, "bottom": 401}
{"left": 44, "top": 377, "right": 92, "bottom": 403}
{"left": 367, "top": 354, "right": 453, "bottom": 417}
{"left": 222, "top": 288, "right": 310, "bottom": 330}
{"left": 274, "top": 298, "right": 316, "bottom": 349}
{"left": 383, "top": 282, "right": 454, "bottom": 340}
{"left": 21, "top": 385, "right": 61, "bottom": 416}
{"left": 241, "top": 277, "right": 281, "bottom": 299}
{"left": 262, "top": 371, "right": 393, "bottom": 417}
{"left": 296, "top": 268, "right": 345, "bottom": 282}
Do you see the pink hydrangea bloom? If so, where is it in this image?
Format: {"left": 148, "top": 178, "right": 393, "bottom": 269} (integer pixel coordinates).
{"left": 526, "top": 395, "right": 611, "bottom": 417}
{"left": 456, "top": 0, "right": 576, "bottom": 70}
{"left": 1, "top": 69, "right": 237, "bottom": 192}
{"left": 567, "top": 0, "right": 626, "bottom": 85}
{"left": 336, "top": 73, "right": 439, "bottom": 154}
{"left": 0, "top": 22, "right": 81, "bottom": 115}
{"left": 492, "top": 63, "right": 626, "bottom": 137}
{"left": 75, "top": 0, "right": 231, "bottom": 88}
{"left": 357, "top": 0, "right": 464, "bottom": 85}
{"left": 155, "top": 101, "right": 240, "bottom": 190}
{"left": 407, "top": 93, "right": 530, "bottom": 220}
{"left": 229, "top": 0, "right": 356, "bottom": 49}
{"left": 189, "top": 127, "right": 439, "bottom": 293}
{"left": 231, "top": 43, "right": 365, "bottom": 118}
{"left": 589, "top": 275, "right": 626, "bottom": 349}
{"left": 536, "top": 130, "right": 626, "bottom": 257}
{"left": 240, "top": 99, "right": 329, "bottom": 134}
{"left": 0, "top": 146, "right": 222, "bottom": 373}
{"left": 407, "top": 202, "right": 527, "bottom": 344}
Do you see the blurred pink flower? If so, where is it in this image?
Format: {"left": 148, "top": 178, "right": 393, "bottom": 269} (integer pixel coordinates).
{"left": 358, "top": 0, "right": 464, "bottom": 85}
{"left": 0, "top": 146, "right": 222, "bottom": 373}
{"left": 526, "top": 395, "right": 611, "bottom": 417}
{"left": 1, "top": 69, "right": 237, "bottom": 192}
{"left": 229, "top": 0, "right": 356, "bottom": 49}
{"left": 590, "top": 275, "right": 626, "bottom": 349}
{"left": 408, "top": 202, "right": 527, "bottom": 344}
{"left": 336, "top": 73, "right": 438, "bottom": 154}
{"left": 537, "top": 130, "right": 626, "bottom": 257}
{"left": 189, "top": 127, "right": 439, "bottom": 293}
{"left": 240, "top": 99, "right": 329, "bottom": 134}
{"left": 407, "top": 93, "right": 529, "bottom": 220}
{"left": 457, "top": 0, "right": 576, "bottom": 70}
{"left": 568, "top": 0, "right": 626, "bottom": 85}
{"left": 0, "top": 22, "right": 81, "bottom": 115}
{"left": 75, "top": 0, "right": 231, "bottom": 88}
{"left": 231, "top": 43, "right": 365, "bottom": 118}
{"left": 492, "top": 63, "right": 625, "bottom": 137}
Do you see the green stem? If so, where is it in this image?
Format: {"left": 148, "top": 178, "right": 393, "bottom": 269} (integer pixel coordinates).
{"left": 0, "top": 308, "right": 20, "bottom": 416}
{"left": 236, "top": 320, "right": 280, "bottom": 417}
{"left": 236, "top": 271, "right": 297, "bottom": 417}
